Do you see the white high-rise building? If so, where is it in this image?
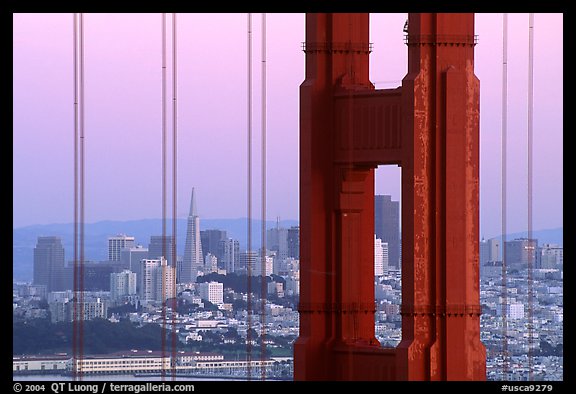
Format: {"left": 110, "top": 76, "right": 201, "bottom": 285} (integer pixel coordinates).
{"left": 480, "top": 237, "right": 501, "bottom": 265}
{"left": 374, "top": 235, "right": 389, "bottom": 276}
{"left": 198, "top": 281, "right": 223, "bottom": 305}
{"left": 140, "top": 259, "right": 158, "bottom": 301}
{"left": 154, "top": 261, "right": 176, "bottom": 303}
{"left": 140, "top": 257, "right": 176, "bottom": 303}
{"left": 539, "top": 243, "right": 563, "bottom": 269}
{"left": 110, "top": 270, "right": 137, "bottom": 301}
{"left": 253, "top": 255, "right": 274, "bottom": 277}
{"left": 205, "top": 253, "right": 218, "bottom": 273}
{"left": 220, "top": 238, "right": 239, "bottom": 273}
{"left": 182, "top": 188, "right": 203, "bottom": 283}
{"left": 275, "top": 257, "right": 299, "bottom": 277}
{"left": 108, "top": 234, "right": 135, "bottom": 262}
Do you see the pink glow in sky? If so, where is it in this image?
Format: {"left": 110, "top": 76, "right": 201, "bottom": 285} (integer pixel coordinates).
{"left": 13, "top": 13, "right": 562, "bottom": 239}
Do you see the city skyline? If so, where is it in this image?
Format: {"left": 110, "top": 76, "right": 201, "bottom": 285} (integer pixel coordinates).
{"left": 19, "top": 224, "right": 563, "bottom": 380}
{"left": 13, "top": 13, "right": 563, "bottom": 240}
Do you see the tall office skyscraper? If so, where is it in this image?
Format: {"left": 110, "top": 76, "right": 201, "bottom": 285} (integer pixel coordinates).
{"left": 374, "top": 195, "right": 400, "bottom": 268}
{"left": 287, "top": 226, "right": 300, "bottom": 259}
{"left": 268, "top": 227, "right": 289, "bottom": 262}
{"left": 182, "top": 187, "right": 203, "bottom": 283}
{"left": 120, "top": 245, "right": 149, "bottom": 289}
{"left": 148, "top": 235, "right": 175, "bottom": 265}
{"left": 200, "top": 229, "right": 227, "bottom": 261}
{"left": 238, "top": 250, "right": 258, "bottom": 275}
{"left": 33, "top": 236, "right": 66, "bottom": 292}
{"left": 108, "top": 234, "right": 135, "bottom": 261}
{"left": 505, "top": 238, "right": 538, "bottom": 268}
{"left": 68, "top": 261, "right": 116, "bottom": 291}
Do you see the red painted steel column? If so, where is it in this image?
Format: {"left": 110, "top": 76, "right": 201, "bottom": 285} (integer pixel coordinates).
{"left": 397, "top": 13, "right": 486, "bottom": 380}
{"left": 295, "top": 13, "right": 332, "bottom": 381}
{"left": 295, "top": 13, "right": 375, "bottom": 381}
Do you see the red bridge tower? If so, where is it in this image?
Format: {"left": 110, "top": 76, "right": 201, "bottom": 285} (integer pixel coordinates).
{"left": 295, "top": 13, "right": 486, "bottom": 381}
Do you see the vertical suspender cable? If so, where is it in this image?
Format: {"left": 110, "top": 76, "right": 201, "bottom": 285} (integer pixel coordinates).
{"left": 72, "top": 12, "right": 79, "bottom": 381}
{"left": 527, "top": 12, "right": 535, "bottom": 382}
{"left": 160, "top": 12, "right": 168, "bottom": 381}
{"left": 246, "top": 12, "right": 253, "bottom": 380}
{"left": 161, "top": 13, "right": 167, "bottom": 277}
{"left": 171, "top": 12, "right": 179, "bottom": 380}
{"left": 500, "top": 12, "right": 509, "bottom": 381}
{"left": 260, "top": 12, "right": 267, "bottom": 381}
{"left": 78, "top": 12, "right": 86, "bottom": 380}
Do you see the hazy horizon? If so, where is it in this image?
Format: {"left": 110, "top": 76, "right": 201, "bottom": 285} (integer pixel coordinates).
{"left": 13, "top": 215, "right": 562, "bottom": 243}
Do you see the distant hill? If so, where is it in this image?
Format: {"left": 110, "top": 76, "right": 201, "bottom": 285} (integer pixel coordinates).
{"left": 12, "top": 218, "right": 298, "bottom": 282}
{"left": 495, "top": 227, "right": 563, "bottom": 246}
{"left": 13, "top": 221, "right": 561, "bottom": 282}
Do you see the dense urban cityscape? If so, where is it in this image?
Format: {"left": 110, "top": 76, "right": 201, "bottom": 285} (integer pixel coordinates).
{"left": 13, "top": 189, "right": 563, "bottom": 380}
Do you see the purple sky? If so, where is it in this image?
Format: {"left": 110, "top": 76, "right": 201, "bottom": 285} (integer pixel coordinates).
{"left": 13, "top": 13, "right": 563, "bottom": 239}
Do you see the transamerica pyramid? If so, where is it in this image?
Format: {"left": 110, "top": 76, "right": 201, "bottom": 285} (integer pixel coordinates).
{"left": 181, "top": 187, "right": 203, "bottom": 282}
